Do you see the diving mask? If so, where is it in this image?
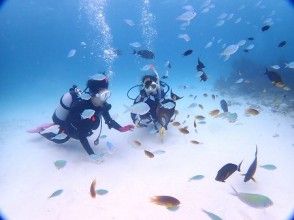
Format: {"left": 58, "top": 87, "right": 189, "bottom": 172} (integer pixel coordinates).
{"left": 144, "top": 80, "right": 158, "bottom": 93}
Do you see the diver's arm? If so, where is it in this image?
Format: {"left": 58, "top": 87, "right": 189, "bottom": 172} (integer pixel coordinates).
{"left": 101, "top": 103, "right": 122, "bottom": 130}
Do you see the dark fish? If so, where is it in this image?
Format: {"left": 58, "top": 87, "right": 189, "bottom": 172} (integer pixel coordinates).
{"left": 172, "top": 121, "right": 181, "bottom": 126}
{"left": 248, "top": 37, "right": 254, "bottom": 41}
{"left": 151, "top": 195, "right": 180, "bottom": 208}
{"left": 203, "top": 93, "right": 208, "bottom": 97}
{"left": 193, "top": 119, "right": 197, "bottom": 128}
{"left": 215, "top": 161, "right": 242, "bottom": 182}
{"left": 209, "top": 109, "right": 220, "bottom": 117}
{"left": 195, "top": 115, "right": 205, "bottom": 120}
{"left": 212, "top": 94, "right": 216, "bottom": 100}
{"left": 200, "top": 71, "right": 208, "bottom": 81}
{"left": 179, "top": 127, "right": 189, "bottom": 134}
{"left": 166, "top": 61, "right": 171, "bottom": 69}
{"left": 220, "top": 99, "right": 228, "bottom": 112}
{"left": 244, "top": 146, "right": 258, "bottom": 182}
{"left": 243, "top": 49, "right": 249, "bottom": 53}
{"left": 261, "top": 25, "right": 270, "bottom": 32}
{"left": 246, "top": 108, "right": 259, "bottom": 116}
{"left": 197, "top": 58, "right": 205, "bottom": 71}
{"left": 90, "top": 179, "right": 96, "bottom": 198}
{"left": 183, "top": 49, "right": 193, "bottom": 56}
{"left": 264, "top": 68, "right": 283, "bottom": 84}
{"left": 133, "top": 49, "right": 154, "bottom": 59}
{"left": 133, "top": 140, "right": 142, "bottom": 146}
{"left": 278, "top": 40, "right": 287, "bottom": 47}
{"left": 171, "top": 90, "right": 183, "bottom": 101}
{"left": 162, "top": 75, "right": 168, "bottom": 79}
{"left": 144, "top": 150, "right": 155, "bottom": 158}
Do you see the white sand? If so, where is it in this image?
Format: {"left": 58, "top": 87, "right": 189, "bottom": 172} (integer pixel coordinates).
{"left": 0, "top": 90, "right": 294, "bottom": 220}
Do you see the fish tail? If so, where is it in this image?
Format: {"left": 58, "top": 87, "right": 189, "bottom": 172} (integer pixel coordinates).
{"left": 237, "top": 160, "right": 243, "bottom": 172}
{"left": 255, "top": 145, "right": 258, "bottom": 157}
{"left": 201, "top": 209, "right": 208, "bottom": 214}
{"left": 230, "top": 185, "right": 238, "bottom": 196}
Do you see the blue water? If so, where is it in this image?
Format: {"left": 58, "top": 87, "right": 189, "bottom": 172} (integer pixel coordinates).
{"left": 1, "top": 0, "right": 293, "bottom": 113}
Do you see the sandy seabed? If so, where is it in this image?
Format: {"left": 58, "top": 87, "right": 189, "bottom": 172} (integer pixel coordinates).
{"left": 0, "top": 89, "right": 293, "bottom": 220}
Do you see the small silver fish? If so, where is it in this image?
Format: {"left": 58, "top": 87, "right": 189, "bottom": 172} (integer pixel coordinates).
{"left": 260, "top": 164, "right": 277, "bottom": 170}
{"left": 189, "top": 175, "right": 204, "bottom": 181}
{"left": 153, "top": 150, "right": 166, "bottom": 155}
{"left": 202, "top": 209, "right": 222, "bottom": 220}
{"left": 96, "top": 189, "right": 108, "bottom": 195}
{"left": 54, "top": 160, "right": 67, "bottom": 170}
{"left": 48, "top": 189, "right": 63, "bottom": 199}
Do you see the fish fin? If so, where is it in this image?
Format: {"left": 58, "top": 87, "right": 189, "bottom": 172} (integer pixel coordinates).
{"left": 237, "top": 160, "right": 243, "bottom": 172}
{"left": 123, "top": 104, "right": 131, "bottom": 113}
{"left": 230, "top": 185, "right": 238, "bottom": 196}
{"left": 251, "top": 177, "right": 256, "bottom": 182}
{"left": 224, "top": 55, "right": 230, "bottom": 61}
{"left": 240, "top": 173, "right": 245, "bottom": 176}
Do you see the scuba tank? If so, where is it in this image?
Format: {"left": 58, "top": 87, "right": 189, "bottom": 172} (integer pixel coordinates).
{"left": 54, "top": 85, "right": 81, "bottom": 122}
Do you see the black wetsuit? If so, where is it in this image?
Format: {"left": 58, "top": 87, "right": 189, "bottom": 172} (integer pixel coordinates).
{"left": 131, "top": 88, "right": 167, "bottom": 127}
{"left": 43, "top": 97, "right": 121, "bottom": 155}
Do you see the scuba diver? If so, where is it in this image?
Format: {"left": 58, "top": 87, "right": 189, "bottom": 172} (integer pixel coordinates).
{"left": 28, "top": 74, "right": 134, "bottom": 163}
{"left": 127, "top": 65, "right": 177, "bottom": 135}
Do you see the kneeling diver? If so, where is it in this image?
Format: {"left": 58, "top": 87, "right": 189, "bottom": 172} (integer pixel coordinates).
{"left": 127, "top": 65, "right": 179, "bottom": 134}
{"left": 28, "top": 74, "right": 134, "bottom": 162}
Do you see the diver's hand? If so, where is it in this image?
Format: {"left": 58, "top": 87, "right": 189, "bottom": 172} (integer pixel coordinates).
{"left": 118, "top": 124, "right": 135, "bottom": 132}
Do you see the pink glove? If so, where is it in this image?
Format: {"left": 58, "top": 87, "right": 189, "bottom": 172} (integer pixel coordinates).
{"left": 118, "top": 124, "right": 135, "bottom": 132}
